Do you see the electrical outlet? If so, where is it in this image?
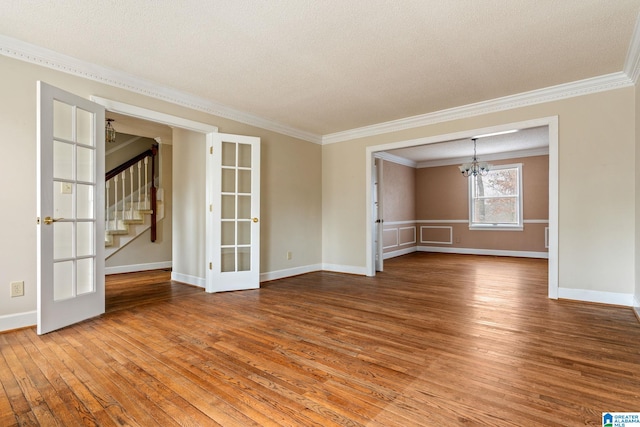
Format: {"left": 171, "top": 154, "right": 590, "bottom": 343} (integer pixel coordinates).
{"left": 286, "top": 251, "right": 292, "bottom": 260}
{"left": 10, "top": 281, "right": 24, "bottom": 297}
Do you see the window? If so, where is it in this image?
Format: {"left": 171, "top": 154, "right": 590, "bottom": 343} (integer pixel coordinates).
{"left": 469, "top": 163, "right": 523, "bottom": 230}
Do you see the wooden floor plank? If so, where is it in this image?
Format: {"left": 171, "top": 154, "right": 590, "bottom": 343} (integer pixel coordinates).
{"left": 1, "top": 253, "right": 640, "bottom": 425}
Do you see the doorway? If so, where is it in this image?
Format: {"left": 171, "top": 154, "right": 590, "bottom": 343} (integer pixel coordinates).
{"left": 103, "top": 112, "right": 173, "bottom": 275}
{"left": 365, "top": 116, "right": 559, "bottom": 299}
{"left": 92, "top": 97, "right": 262, "bottom": 295}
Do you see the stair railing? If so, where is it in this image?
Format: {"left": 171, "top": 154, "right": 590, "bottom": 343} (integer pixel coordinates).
{"left": 105, "top": 143, "right": 159, "bottom": 242}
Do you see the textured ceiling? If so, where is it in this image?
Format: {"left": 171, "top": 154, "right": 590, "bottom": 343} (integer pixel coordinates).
{"left": 386, "top": 126, "right": 549, "bottom": 165}
{"left": 1, "top": 1, "right": 639, "bottom": 137}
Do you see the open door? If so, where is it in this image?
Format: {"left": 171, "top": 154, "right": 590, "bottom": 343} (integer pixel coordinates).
{"left": 373, "top": 158, "right": 384, "bottom": 272}
{"left": 208, "top": 133, "right": 260, "bottom": 292}
{"left": 37, "top": 82, "right": 105, "bottom": 334}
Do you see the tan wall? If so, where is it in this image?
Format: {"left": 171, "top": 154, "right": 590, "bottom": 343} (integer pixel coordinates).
{"left": 379, "top": 158, "right": 418, "bottom": 253}
{"left": 415, "top": 155, "right": 549, "bottom": 253}
{"left": 381, "top": 159, "right": 416, "bottom": 222}
{"left": 322, "top": 87, "right": 635, "bottom": 295}
{"left": 0, "top": 55, "right": 322, "bottom": 322}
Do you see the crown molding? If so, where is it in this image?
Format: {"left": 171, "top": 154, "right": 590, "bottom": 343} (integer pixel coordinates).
{"left": 1, "top": 31, "right": 637, "bottom": 148}
{"left": 322, "top": 72, "right": 633, "bottom": 145}
{"left": 373, "top": 152, "right": 417, "bottom": 168}
{"left": 0, "top": 34, "right": 322, "bottom": 144}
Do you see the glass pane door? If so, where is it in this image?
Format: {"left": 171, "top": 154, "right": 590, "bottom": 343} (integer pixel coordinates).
{"left": 221, "top": 141, "right": 253, "bottom": 272}
{"left": 209, "top": 133, "right": 260, "bottom": 292}
{"left": 37, "top": 81, "right": 105, "bottom": 335}
{"left": 52, "top": 101, "right": 97, "bottom": 300}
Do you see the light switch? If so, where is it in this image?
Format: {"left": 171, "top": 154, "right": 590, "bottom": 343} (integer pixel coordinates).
{"left": 61, "top": 182, "right": 73, "bottom": 194}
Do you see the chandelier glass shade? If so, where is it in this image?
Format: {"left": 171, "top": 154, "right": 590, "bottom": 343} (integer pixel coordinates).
{"left": 105, "top": 118, "right": 116, "bottom": 144}
{"left": 459, "top": 138, "right": 492, "bottom": 177}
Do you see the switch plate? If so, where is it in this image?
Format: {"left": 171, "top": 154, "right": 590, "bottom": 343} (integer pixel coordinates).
{"left": 10, "top": 281, "right": 24, "bottom": 297}
{"left": 61, "top": 182, "right": 72, "bottom": 194}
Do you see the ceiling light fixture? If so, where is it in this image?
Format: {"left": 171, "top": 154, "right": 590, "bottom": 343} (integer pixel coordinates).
{"left": 472, "top": 129, "right": 518, "bottom": 139}
{"left": 459, "top": 138, "right": 492, "bottom": 177}
{"left": 105, "top": 118, "right": 116, "bottom": 143}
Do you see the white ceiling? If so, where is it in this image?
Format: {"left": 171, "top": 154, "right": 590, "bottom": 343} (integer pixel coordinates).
{"left": 0, "top": 1, "right": 639, "bottom": 139}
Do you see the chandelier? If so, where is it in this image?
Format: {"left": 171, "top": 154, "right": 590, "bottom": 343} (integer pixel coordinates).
{"left": 105, "top": 118, "right": 116, "bottom": 143}
{"left": 459, "top": 138, "right": 491, "bottom": 177}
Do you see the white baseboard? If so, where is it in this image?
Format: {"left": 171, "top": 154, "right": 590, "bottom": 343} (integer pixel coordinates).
{"left": 558, "top": 288, "right": 635, "bottom": 307}
{"left": 0, "top": 310, "right": 36, "bottom": 332}
{"left": 105, "top": 261, "right": 172, "bottom": 275}
{"left": 171, "top": 272, "right": 205, "bottom": 288}
{"left": 260, "top": 264, "right": 322, "bottom": 282}
{"left": 418, "top": 246, "right": 549, "bottom": 259}
{"left": 383, "top": 247, "right": 418, "bottom": 260}
{"left": 321, "top": 263, "right": 368, "bottom": 276}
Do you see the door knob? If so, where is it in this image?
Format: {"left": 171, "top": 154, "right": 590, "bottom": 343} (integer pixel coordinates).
{"left": 43, "top": 216, "right": 63, "bottom": 225}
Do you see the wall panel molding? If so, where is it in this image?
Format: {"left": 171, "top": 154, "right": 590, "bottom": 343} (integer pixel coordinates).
{"left": 383, "top": 228, "right": 399, "bottom": 249}
{"left": 420, "top": 226, "right": 453, "bottom": 245}
{"left": 399, "top": 226, "right": 417, "bottom": 245}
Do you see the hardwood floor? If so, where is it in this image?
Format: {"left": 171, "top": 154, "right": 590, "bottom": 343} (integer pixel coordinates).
{"left": 105, "top": 269, "right": 202, "bottom": 313}
{"left": 1, "top": 253, "right": 639, "bottom": 426}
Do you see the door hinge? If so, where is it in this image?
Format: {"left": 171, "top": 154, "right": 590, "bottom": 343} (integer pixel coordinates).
{"left": 210, "top": 146, "right": 213, "bottom": 155}
{"left": 209, "top": 262, "right": 212, "bottom": 270}
{"left": 210, "top": 204, "right": 213, "bottom": 212}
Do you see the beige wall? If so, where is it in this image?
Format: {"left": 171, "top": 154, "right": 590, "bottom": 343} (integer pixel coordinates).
{"left": 172, "top": 129, "right": 206, "bottom": 279}
{"left": 322, "top": 87, "right": 635, "bottom": 296}
{"left": 0, "top": 55, "right": 322, "bottom": 323}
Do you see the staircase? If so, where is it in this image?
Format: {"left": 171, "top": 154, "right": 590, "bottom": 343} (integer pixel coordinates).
{"left": 105, "top": 144, "right": 161, "bottom": 259}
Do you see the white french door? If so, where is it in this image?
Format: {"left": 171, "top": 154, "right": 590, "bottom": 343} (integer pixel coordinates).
{"left": 37, "top": 81, "right": 105, "bottom": 335}
{"left": 208, "top": 133, "right": 261, "bottom": 292}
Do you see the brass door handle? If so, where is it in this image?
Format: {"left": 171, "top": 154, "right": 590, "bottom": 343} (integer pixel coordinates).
{"left": 252, "top": 217, "right": 259, "bottom": 223}
{"left": 43, "top": 216, "right": 63, "bottom": 225}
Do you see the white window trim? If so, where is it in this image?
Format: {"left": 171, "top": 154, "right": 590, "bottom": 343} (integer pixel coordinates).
{"left": 468, "top": 163, "right": 523, "bottom": 231}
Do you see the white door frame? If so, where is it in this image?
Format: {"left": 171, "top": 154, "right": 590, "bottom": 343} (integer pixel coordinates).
{"left": 372, "top": 157, "right": 384, "bottom": 272}
{"left": 90, "top": 97, "right": 219, "bottom": 289}
{"left": 365, "top": 116, "right": 559, "bottom": 299}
